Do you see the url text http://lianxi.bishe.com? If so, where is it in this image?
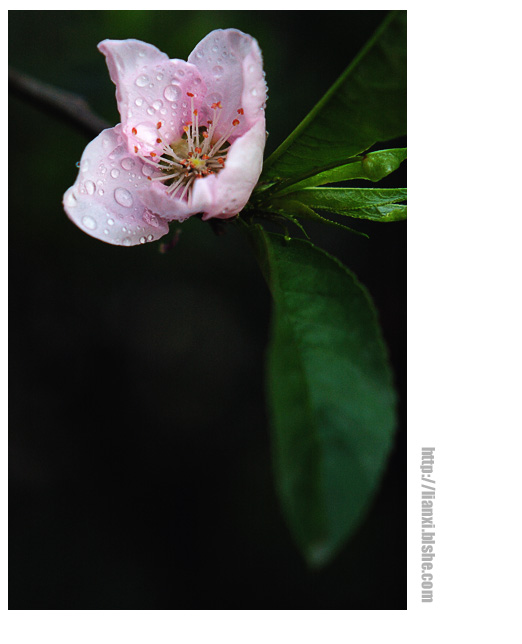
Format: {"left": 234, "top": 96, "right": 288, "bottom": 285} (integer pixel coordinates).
{"left": 421, "top": 447, "right": 435, "bottom": 602}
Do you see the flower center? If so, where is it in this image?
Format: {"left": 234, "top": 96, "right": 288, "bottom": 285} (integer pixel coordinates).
{"left": 140, "top": 93, "right": 244, "bottom": 200}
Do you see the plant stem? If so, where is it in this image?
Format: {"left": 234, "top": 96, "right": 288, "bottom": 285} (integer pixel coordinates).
{"left": 8, "top": 66, "right": 110, "bottom": 138}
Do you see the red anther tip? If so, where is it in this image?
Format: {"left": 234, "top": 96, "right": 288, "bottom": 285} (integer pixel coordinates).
{"left": 156, "top": 138, "right": 162, "bottom": 144}
{"left": 217, "top": 157, "right": 225, "bottom": 165}
{"left": 156, "top": 122, "right": 162, "bottom": 129}
{"left": 150, "top": 152, "right": 157, "bottom": 157}
{"left": 202, "top": 131, "right": 209, "bottom": 138}
{"left": 147, "top": 176, "right": 152, "bottom": 181}
{"left": 195, "top": 147, "right": 202, "bottom": 154}
{"left": 132, "top": 127, "right": 137, "bottom": 135}
{"left": 193, "top": 109, "right": 198, "bottom": 116}
{"left": 186, "top": 92, "right": 195, "bottom": 97}
{"left": 202, "top": 154, "right": 209, "bottom": 160}
{"left": 232, "top": 119, "right": 240, "bottom": 126}
{"left": 134, "top": 145, "right": 138, "bottom": 153}
{"left": 207, "top": 120, "right": 213, "bottom": 125}
{"left": 183, "top": 125, "right": 189, "bottom": 132}
{"left": 237, "top": 108, "right": 244, "bottom": 115}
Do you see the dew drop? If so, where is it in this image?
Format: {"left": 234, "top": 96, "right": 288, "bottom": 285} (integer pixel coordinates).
{"left": 147, "top": 234, "right": 154, "bottom": 241}
{"left": 81, "top": 159, "right": 89, "bottom": 172}
{"left": 114, "top": 187, "right": 133, "bottom": 208}
{"left": 213, "top": 65, "right": 224, "bottom": 79}
{"left": 98, "top": 188, "right": 104, "bottom": 196}
{"left": 122, "top": 237, "right": 132, "bottom": 246}
{"left": 64, "top": 191, "right": 77, "bottom": 208}
{"left": 152, "top": 100, "right": 163, "bottom": 110}
{"left": 156, "top": 72, "right": 164, "bottom": 81}
{"left": 135, "top": 97, "right": 144, "bottom": 107}
{"left": 176, "top": 69, "right": 185, "bottom": 78}
{"left": 250, "top": 88, "right": 258, "bottom": 96}
{"left": 143, "top": 210, "right": 159, "bottom": 226}
{"left": 107, "top": 218, "right": 115, "bottom": 226}
{"left": 211, "top": 45, "right": 219, "bottom": 53}
{"left": 84, "top": 180, "right": 95, "bottom": 195}
{"left": 121, "top": 158, "right": 135, "bottom": 171}
{"left": 135, "top": 74, "right": 149, "bottom": 87}
{"left": 196, "top": 51, "right": 204, "bottom": 59}
{"left": 110, "top": 168, "right": 120, "bottom": 179}
{"left": 104, "top": 229, "right": 109, "bottom": 235}
{"left": 164, "top": 85, "right": 181, "bottom": 101}
{"left": 82, "top": 215, "right": 97, "bottom": 230}
{"left": 248, "top": 65, "right": 255, "bottom": 73}
{"left": 147, "top": 106, "right": 155, "bottom": 115}
{"left": 139, "top": 236, "right": 146, "bottom": 244}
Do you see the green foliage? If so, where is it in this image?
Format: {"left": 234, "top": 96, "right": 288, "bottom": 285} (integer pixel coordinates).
{"left": 261, "top": 10, "right": 406, "bottom": 183}
{"left": 249, "top": 227, "right": 397, "bottom": 567}
{"left": 268, "top": 148, "right": 407, "bottom": 197}
{"left": 274, "top": 187, "right": 407, "bottom": 222}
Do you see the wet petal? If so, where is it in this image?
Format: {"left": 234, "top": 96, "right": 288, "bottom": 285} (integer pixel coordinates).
{"left": 98, "top": 39, "right": 206, "bottom": 156}
{"left": 188, "top": 29, "right": 267, "bottom": 140}
{"left": 63, "top": 125, "right": 169, "bottom": 246}
{"left": 196, "top": 119, "right": 266, "bottom": 219}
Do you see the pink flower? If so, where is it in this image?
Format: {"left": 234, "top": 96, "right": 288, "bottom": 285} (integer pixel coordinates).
{"left": 63, "top": 29, "right": 267, "bottom": 246}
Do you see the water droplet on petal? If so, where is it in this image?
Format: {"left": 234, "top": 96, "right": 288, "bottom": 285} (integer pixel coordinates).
{"left": 107, "top": 217, "right": 115, "bottom": 226}
{"left": 164, "top": 85, "right": 181, "bottom": 101}
{"left": 98, "top": 189, "right": 104, "bottom": 196}
{"left": 143, "top": 210, "right": 159, "bottom": 226}
{"left": 110, "top": 168, "right": 120, "bottom": 179}
{"left": 135, "top": 97, "right": 144, "bottom": 107}
{"left": 250, "top": 88, "right": 258, "bottom": 96}
{"left": 121, "top": 158, "right": 135, "bottom": 171}
{"left": 82, "top": 215, "right": 97, "bottom": 230}
{"left": 213, "top": 65, "right": 224, "bottom": 79}
{"left": 84, "top": 180, "right": 95, "bottom": 195}
{"left": 139, "top": 236, "right": 146, "bottom": 244}
{"left": 135, "top": 74, "right": 149, "bottom": 87}
{"left": 64, "top": 191, "right": 77, "bottom": 208}
{"left": 156, "top": 72, "right": 164, "bottom": 81}
{"left": 122, "top": 237, "right": 132, "bottom": 246}
{"left": 147, "top": 234, "right": 154, "bottom": 241}
{"left": 114, "top": 188, "right": 133, "bottom": 208}
{"left": 147, "top": 106, "right": 155, "bottom": 115}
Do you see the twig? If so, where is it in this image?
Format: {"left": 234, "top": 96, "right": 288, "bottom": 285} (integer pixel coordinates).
{"left": 8, "top": 66, "right": 111, "bottom": 138}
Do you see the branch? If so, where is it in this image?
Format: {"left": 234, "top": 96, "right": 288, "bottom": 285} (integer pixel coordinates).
{"left": 8, "top": 66, "right": 111, "bottom": 138}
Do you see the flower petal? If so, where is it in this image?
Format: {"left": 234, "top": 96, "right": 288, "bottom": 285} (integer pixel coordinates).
{"left": 188, "top": 29, "right": 267, "bottom": 140}
{"left": 63, "top": 125, "right": 169, "bottom": 246}
{"left": 197, "top": 119, "right": 266, "bottom": 220}
{"left": 98, "top": 39, "right": 206, "bottom": 156}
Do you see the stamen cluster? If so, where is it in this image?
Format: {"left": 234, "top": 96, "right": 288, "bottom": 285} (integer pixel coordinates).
{"left": 139, "top": 93, "right": 244, "bottom": 200}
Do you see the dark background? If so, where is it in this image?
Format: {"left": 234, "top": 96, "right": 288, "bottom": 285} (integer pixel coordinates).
{"left": 9, "top": 10, "right": 406, "bottom": 609}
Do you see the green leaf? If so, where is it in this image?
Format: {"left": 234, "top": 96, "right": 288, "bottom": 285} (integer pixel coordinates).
{"left": 270, "top": 148, "right": 407, "bottom": 197}
{"left": 249, "top": 227, "right": 397, "bottom": 566}
{"left": 261, "top": 11, "right": 406, "bottom": 182}
{"left": 277, "top": 187, "right": 407, "bottom": 222}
